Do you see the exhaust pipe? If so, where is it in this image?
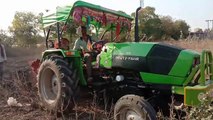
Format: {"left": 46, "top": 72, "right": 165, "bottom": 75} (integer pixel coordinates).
{"left": 135, "top": 0, "right": 143, "bottom": 42}
{"left": 134, "top": 7, "right": 141, "bottom": 42}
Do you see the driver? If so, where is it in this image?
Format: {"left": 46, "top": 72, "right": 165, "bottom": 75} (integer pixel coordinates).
{"left": 73, "top": 26, "right": 94, "bottom": 83}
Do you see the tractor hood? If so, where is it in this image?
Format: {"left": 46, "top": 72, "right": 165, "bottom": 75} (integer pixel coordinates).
{"left": 99, "top": 42, "right": 200, "bottom": 78}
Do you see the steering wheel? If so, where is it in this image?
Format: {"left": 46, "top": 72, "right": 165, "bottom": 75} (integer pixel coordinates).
{"left": 92, "top": 40, "right": 107, "bottom": 53}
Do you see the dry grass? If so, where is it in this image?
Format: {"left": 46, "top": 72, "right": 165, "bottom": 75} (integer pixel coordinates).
{"left": 1, "top": 39, "right": 213, "bottom": 119}
{"left": 163, "top": 39, "right": 213, "bottom": 53}
{"left": 5, "top": 46, "right": 45, "bottom": 58}
{"left": 0, "top": 67, "right": 114, "bottom": 120}
{"left": 0, "top": 67, "right": 51, "bottom": 120}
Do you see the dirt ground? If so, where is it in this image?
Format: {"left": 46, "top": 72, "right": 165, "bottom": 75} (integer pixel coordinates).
{"left": 1, "top": 40, "right": 213, "bottom": 120}
{"left": 1, "top": 48, "right": 47, "bottom": 119}
{"left": 0, "top": 47, "right": 112, "bottom": 120}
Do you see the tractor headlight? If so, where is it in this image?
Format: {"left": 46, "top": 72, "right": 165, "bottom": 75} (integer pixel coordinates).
{"left": 115, "top": 75, "right": 124, "bottom": 82}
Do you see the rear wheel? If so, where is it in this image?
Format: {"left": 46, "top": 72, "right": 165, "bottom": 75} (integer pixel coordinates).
{"left": 114, "top": 94, "right": 157, "bottom": 120}
{"left": 37, "top": 56, "right": 79, "bottom": 112}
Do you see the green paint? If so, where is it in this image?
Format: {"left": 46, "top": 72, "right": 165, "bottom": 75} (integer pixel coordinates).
{"left": 42, "top": 1, "right": 133, "bottom": 28}
{"left": 140, "top": 72, "right": 185, "bottom": 85}
{"left": 99, "top": 44, "right": 114, "bottom": 68}
{"left": 184, "top": 83, "right": 213, "bottom": 106}
{"left": 172, "top": 86, "right": 184, "bottom": 95}
{"left": 72, "top": 1, "right": 132, "bottom": 20}
{"left": 70, "top": 57, "right": 87, "bottom": 86}
{"left": 169, "top": 49, "right": 199, "bottom": 77}
{"left": 42, "top": 49, "right": 87, "bottom": 86}
{"left": 113, "top": 42, "right": 156, "bottom": 56}
{"left": 42, "top": 49, "right": 66, "bottom": 58}
{"left": 199, "top": 50, "right": 213, "bottom": 85}
{"left": 42, "top": 49, "right": 81, "bottom": 58}
{"left": 183, "top": 65, "right": 199, "bottom": 86}
{"left": 173, "top": 81, "right": 213, "bottom": 106}
{"left": 99, "top": 42, "right": 155, "bottom": 68}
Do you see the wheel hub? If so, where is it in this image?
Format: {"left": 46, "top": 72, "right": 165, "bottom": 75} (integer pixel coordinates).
{"left": 126, "top": 110, "right": 143, "bottom": 120}
{"left": 52, "top": 75, "right": 59, "bottom": 95}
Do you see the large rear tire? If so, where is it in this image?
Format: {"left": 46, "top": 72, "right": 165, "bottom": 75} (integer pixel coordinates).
{"left": 114, "top": 94, "right": 157, "bottom": 120}
{"left": 37, "top": 56, "right": 79, "bottom": 112}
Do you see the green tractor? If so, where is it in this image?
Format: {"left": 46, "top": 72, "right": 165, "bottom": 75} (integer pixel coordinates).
{"left": 34, "top": 1, "right": 213, "bottom": 119}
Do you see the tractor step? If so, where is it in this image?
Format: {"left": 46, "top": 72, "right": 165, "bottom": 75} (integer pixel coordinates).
{"left": 91, "top": 82, "right": 107, "bottom": 86}
{"left": 89, "top": 81, "right": 108, "bottom": 88}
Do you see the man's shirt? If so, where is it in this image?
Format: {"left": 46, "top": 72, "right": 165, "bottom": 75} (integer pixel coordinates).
{"left": 73, "top": 35, "right": 95, "bottom": 52}
{"left": 73, "top": 38, "right": 90, "bottom": 52}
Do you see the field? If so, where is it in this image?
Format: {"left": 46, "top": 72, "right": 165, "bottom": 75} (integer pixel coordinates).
{"left": 0, "top": 40, "right": 213, "bottom": 120}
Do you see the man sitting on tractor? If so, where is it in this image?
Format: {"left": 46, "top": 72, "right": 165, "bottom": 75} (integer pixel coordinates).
{"left": 54, "top": 38, "right": 70, "bottom": 50}
{"left": 73, "top": 26, "right": 94, "bottom": 83}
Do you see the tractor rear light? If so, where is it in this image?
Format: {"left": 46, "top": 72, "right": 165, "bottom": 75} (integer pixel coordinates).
{"left": 65, "top": 51, "right": 74, "bottom": 56}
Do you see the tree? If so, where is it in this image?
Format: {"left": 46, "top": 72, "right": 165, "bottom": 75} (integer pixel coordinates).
{"left": 9, "top": 12, "right": 42, "bottom": 47}
{"left": 143, "top": 18, "right": 163, "bottom": 40}
{"left": 131, "top": 6, "right": 190, "bottom": 41}
{"left": 132, "top": 6, "right": 163, "bottom": 40}
{"left": 160, "top": 16, "right": 175, "bottom": 40}
{"left": 61, "top": 19, "right": 78, "bottom": 44}
{"left": 173, "top": 20, "right": 190, "bottom": 39}
{"left": 0, "top": 29, "right": 8, "bottom": 43}
{"left": 0, "top": 29, "right": 14, "bottom": 47}
{"left": 160, "top": 16, "right": 190, "bottom": 40}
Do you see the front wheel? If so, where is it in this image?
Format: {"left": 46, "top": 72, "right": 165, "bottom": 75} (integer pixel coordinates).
{"left": 114, "top": 94, "right": 157, "bottom": 120}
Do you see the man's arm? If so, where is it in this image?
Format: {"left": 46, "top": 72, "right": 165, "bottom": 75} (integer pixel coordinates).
{"left": 91, "top": 34, "right": 99, "bottom": 42}
{"left": 73, "top": 38, "right": 81, "bottom": 50}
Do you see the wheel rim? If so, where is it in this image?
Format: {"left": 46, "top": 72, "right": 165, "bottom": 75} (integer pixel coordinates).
{"left": 118, "top": 108, "right": 145, "bottom": 120}
{"left": 125, "top": 109, "right": 143, "bottom": 120}
{"left": 40, "top": 67, "right": 60, "bottom": 104}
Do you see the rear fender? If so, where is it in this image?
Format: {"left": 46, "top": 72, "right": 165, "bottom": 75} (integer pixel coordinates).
{"left": 41, "top": 49, "right": 87, "bottom": 86}
{"left": 42, "top": 49, "right": 81, "bottom": 59}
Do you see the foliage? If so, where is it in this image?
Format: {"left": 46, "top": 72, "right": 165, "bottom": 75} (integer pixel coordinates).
{"left": 0, "top": 29, "right": 8, "bottom": 42}
{"left": 187, "top": 94, "right": 213, "bottom": 120}
{"left": 9, "top": 12, "right": 43, "bottom": 47}
{"left": 174, "top": 20, "right": 190, "bottom": 39}
{"left": 0, "top": 29, "right": 14, "bottom": 47}
{"left": 131, "top": 6, "right": 190, "bottom": 41}
{"left": 1, "top": 6, "right": 192, "bottom": 48}
{"left": 137, "top": 7, "right": 163, "bottom": 40}
{"left": 43, "top": 18, "right": 78, "bottom": 46}
{"left": 160, "top": 16, "right": 177, "bottom": 40}
{"left": 61, "top": 20, "right": 78, "bottom": 44}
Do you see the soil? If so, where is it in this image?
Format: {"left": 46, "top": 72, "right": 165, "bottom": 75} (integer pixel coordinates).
{"left": 0, "top": 47, "right": 112, "bottom": 120}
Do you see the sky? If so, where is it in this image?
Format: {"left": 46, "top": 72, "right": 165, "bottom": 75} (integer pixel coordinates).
{"left": 0, "top": 0, "right": 212, "bottom": 31}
